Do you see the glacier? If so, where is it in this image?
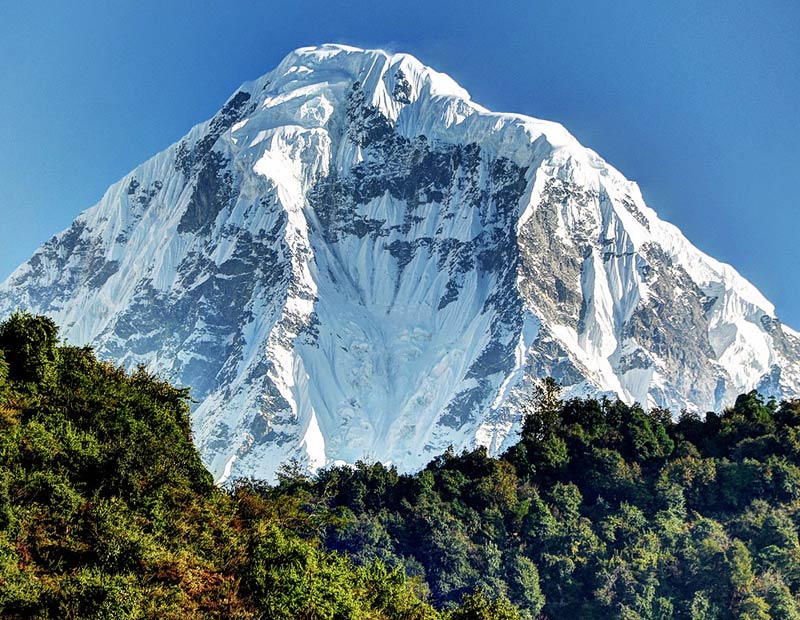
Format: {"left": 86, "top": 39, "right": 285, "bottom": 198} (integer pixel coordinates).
{"left": 2, "top": 44, "right": 799, "bottom": 482}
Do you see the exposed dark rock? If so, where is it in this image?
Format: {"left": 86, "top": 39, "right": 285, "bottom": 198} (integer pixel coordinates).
{"left": 392, "top": 69, "right": 412, "bottom": 104}
{"left": 175, "top": 90, "right": 253, "bottom": 177}
{"left": 177, "top": 151, "right": 233, "bottom": 234}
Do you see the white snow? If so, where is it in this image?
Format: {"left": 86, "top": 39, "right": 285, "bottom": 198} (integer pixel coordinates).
{"left": 1, "top": 44, "right": 797, "bottom": 482}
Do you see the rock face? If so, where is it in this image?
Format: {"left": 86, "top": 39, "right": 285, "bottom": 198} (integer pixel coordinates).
{"left": 3, "top": 44, "right": 799, "bottom": 481}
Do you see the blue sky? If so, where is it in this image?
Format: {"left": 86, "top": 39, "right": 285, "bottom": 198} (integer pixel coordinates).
{"left": 1, "top": 0, "right": 798, "bottom": 324}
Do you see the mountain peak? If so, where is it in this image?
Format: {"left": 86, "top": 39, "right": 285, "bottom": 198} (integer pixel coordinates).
{"left": 228, "top": 43, "right": 474, "bottom": 125}
{"left": 278, "top": 43, "right": 470, "bottom": 98}
{"left": 2, "top": 46, "right": 799, "bottom": 481}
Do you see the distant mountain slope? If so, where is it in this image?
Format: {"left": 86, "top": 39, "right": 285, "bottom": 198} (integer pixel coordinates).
{"left": 2, "top": 44, "right": 799, "bottom": 481}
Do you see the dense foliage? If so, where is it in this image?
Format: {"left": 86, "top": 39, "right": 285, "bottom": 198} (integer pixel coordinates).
{"left": 268, "top": 380, "right": 800, "bottom": 619}
{"left": 0, "top": 312, "right": 481, "bottom": 619}
{"left": 3, "top": 312, "right": 800, "bottom": 619}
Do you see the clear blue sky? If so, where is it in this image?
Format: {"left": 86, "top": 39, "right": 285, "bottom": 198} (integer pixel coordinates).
{"left": 1, "top": 1, "right": 798, "bottom": 324}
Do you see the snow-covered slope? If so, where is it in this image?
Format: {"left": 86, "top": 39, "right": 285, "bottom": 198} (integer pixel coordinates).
{"left": 3, "top": 44, "right": 799, "bottom": 481}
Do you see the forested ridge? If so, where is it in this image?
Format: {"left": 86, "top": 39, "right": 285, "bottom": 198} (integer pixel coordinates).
{"left": 3, "top": 312, "right": 800, "bottom": 619}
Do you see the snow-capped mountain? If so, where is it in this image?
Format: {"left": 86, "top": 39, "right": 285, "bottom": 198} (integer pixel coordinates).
{"left": 3, "top": 44, "right": 799, "bottom": 481}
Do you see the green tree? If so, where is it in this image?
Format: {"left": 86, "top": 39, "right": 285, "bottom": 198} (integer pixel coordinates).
{"left": 447, "top": 590, "right": 522, "bottom": 620}
{"left": 0, "top": 311, "right": 59, "bottom": 387}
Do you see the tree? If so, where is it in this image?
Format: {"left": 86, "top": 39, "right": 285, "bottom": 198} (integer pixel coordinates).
{"left": 520, "top": 377, "right": 562, "bottom": 439}
{"left": 448, "top": 589, "right": 522, "bottom": 620}
{"left": 509, "top": 556, "right": 545, "bottom": 618}
{"left": 0, "top": 311, "right": 60, "bottom": 386}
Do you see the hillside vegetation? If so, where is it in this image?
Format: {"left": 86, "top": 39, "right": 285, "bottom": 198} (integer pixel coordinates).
{"left": 3, "top": 312, "right": 800, "bottom": 619}
{"left": 275, "top": 379, "right": 800, "bottom": 619}
{"left": 0, "top": 312, "right": 481, "bottom": 619}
